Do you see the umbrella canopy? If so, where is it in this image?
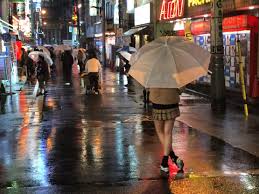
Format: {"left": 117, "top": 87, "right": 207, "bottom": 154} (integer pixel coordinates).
{"left": 117, "top": 51, "right": 131, "bottom": 62}
{"left": 28, "top": 51, "right": 53, "bottom": 66}
{"left": 37, "top": 46, "right": 51, "bottom": 56}
{"left": 117, "top": 46, "right": 137, "bottom": 53}
{"left": 54, "top": 45, "right": 71, "bottom": 52}
{"left": 129, "top": 36, "right": 211, "bottom": 88}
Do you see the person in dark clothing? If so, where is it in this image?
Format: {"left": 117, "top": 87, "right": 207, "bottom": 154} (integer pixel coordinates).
{"left": 49, "top": 47, "right": 56, "bottom": 76}
{"left": 36, "top": 55, "right": 50, "bottom": 96}
{"left": 61, "top": 50, "right": 74, "bottom": 84}
{"left": 78, "top": 49, "right": 86, "bottom": 74}
{"left": 26, "top": 56, "right": 36, "bottom": 84}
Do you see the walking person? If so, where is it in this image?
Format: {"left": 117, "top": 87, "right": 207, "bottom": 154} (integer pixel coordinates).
{"left": 84, "top": 50, "right": 102, "bottom": 94}
{"left": 61, "top": 50, "right": 74, "bottom": 85}
{"left": 149, "top": 87, "right": 184, "bottom": 174}
{"left": 78, "top": 49, "right": 86, "bottom": 74}
{"left": 36, "top": 55, "right": 50, "bottom": 96}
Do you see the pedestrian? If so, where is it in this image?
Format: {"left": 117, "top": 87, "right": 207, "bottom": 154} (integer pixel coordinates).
{"left": 78, "top": 49, "right": 86, "bottom": 74}
{"left": 84, "top": 50, "right": 102, "bottom": 94}
{"left": 143, "top": 88, "right": 150, "bottom": 104}
{"left": 36, "top": 55, "right": 50, "bottom": 96}
{"left": 25, "top": 54, "right": 36, "bottom": 85}
{"left": 48, "top": 47, "right": 56, "bottom": 76}
{"left": 61, "top": 50, "right": 74, "bottom": 84}
{"left": 149, "top": 87, "right": 184, "bottom": 174}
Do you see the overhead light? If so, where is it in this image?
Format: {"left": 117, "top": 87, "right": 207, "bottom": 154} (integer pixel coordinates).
{"left": 249, "top": 6, "right": 255, "bottom": 10}
{"left": 78, "top": 3, "right": 82, "bottom": 9}
{"left": 41, "top": 9, "right": 47, "bottom": 15}
{"left": 204, "top": 14, "right": 209, "bottom": 18}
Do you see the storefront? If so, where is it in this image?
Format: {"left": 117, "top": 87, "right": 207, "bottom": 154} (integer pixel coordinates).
{"left": 0, "top": 21, "right": 19, "bottom": 92}
{"left": 156, "top": 0, "right": 259, "bottom": 97}
{"left": 123, "top": 2, "right": 154, "bottom": 49}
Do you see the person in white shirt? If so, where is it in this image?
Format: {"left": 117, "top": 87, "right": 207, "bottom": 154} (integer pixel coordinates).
{"left": 84, "top": 50, "right": 102, "bottom": 94}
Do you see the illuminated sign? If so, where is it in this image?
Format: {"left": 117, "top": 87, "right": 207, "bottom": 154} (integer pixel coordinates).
{"left": 114, "top": 0, "right": 119, "bottom": 24}
{"left": 127, "top": 0, "right": 134, "bottom": 13}
{"left": 134, "top": 3, "right": 151, "bottom": 26}
{"left": 159, "top": 0, "right": 184, "bottom": 21}
{"left": 89, "top": 0, "right": 97, "bottom": 16}
{"left": 188, "top": 0, "right": 211, "bottom": 7}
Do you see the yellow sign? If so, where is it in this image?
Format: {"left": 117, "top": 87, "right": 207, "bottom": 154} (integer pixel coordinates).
{"left": 184, "top": 21, "right": 193, "bottom": 41}
{"left": 188, "top": 0, "right": 211, "bottom": 7}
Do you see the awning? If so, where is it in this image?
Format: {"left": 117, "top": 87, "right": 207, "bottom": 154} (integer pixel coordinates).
{"left": 123, "top": 26, "right": 147, "bottom": 36}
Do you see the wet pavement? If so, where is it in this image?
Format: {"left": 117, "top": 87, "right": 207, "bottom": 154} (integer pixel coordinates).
{"left": 0, "top": 62, "right": 259, "bottom": 193}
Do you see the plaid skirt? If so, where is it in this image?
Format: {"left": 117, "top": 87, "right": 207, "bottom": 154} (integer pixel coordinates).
{"left": 152, "top": 107, "right": 180, "bottom": 121}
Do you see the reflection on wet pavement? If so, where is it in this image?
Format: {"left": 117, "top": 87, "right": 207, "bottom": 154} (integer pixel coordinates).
{"left": 0, "top": 64, "right": 259, "bottom": 193}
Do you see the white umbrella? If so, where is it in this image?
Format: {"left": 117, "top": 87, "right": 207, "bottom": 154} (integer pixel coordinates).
{"left": 129, "top": 46, "right": 137, "bottom": 53}
{"left": 54, "top": 45, "right": 71, "bottom": 52}
{"left": 28, "top": 51, "right": 53, "bottom": 66}
{"left": 118, "top": 51, "right": 131, "bottom": 62}
{"left": 129, "top": 36, "right": 211, "bottom": 88}
{"left": 116, "top": 46, "right": 137, "bottom": 53}
{"left": 37, "top": 46, "right": 51, "bottom": 56}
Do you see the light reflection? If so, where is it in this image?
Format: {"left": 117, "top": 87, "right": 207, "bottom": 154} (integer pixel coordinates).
{"left": 115, "top": 122, "right": 124, "bottom": 165}
{"left": 15, "top": 90, "right": 50, "bottom": 186}
{"left": 128, "top": 145, "right": 139, "bottom": 178}
{"left": 47, "top": 128, "right": 56, "bottom": 153}
{"left": 92, "top": 130, "right": 103, "bottom": 161}
{"left": 116, "top": 74, "right": 120, "bottom": 84}
{"left": 46, "top": 97, "right": 56, "bottom": 109}
{"left": 110, "top": 87, "right": 116, "bottom": 93}
{"left": 80, "top": 126, "right": 87, "bottom": 163}
{"left": 17, "top": 91, "right": 31, "bottom": 160}
{"left": 240, "top": 174, "right": 255, "bottom": 190}
{"left": 123, "top": 75, "right": 128, "bottom": 85}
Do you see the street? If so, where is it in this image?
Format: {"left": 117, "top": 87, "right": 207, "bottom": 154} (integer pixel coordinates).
{"left": 0, "top": 63, "right": 259, "bottom": 194}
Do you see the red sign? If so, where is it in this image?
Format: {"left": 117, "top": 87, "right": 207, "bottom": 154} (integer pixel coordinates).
{"left": 191, "top": 21, "right": 210, "bottom": 35}
{"left": 159, "top": 0, "right": 184, "bottom": 21}
{"left": 223, "top": 15, "right": 247, "bottom": 31}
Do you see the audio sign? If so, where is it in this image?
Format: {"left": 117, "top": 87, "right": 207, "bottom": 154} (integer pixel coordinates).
{"left": 159, "top": 0, "right": 184, "bottom": 20}
{"left": 188, "top": 0, "right": 211, "bottom": 7}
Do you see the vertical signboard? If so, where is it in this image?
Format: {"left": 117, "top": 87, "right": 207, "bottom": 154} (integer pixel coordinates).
{"left": 210, "top": 0, "right": 223, "bottom": 54}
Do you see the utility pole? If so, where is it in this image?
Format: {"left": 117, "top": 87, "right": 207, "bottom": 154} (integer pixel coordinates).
{"left": 101, "top": 0, "right": 106, "bottom": 66}
{"left": 210, "top": 0, "right": 225, "bottom": 112}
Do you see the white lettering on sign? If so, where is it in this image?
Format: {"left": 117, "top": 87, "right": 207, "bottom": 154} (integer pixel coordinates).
{"left": 159, "top": 0, "right": 184, "bottom": 20}
{"left": 188, "top": 0, "right": 211, "bottom": 7}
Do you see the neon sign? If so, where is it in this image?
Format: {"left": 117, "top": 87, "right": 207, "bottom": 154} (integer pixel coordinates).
{"left": 188, "top": 0, "right": 211, "bottom": 7}
{"left": 159, "top": 0, "right": 184, "bottom": 20}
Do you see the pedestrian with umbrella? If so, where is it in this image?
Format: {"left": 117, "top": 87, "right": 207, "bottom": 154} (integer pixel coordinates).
{"left": 61, "top": 50, "right": 74, "bottom": 85}
{"left": 129, "top": 36, "right": 211, "bottom": 174}
{"left": 36, "top": 55, "right": 50, "bottom": 96}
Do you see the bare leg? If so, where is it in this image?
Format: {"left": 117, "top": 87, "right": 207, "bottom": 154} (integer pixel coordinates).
{"left": 163, "top": 119, "right": 175, "bottom": 156}
{"left": 154, "top": 120, "right": 165, "bottom": 148}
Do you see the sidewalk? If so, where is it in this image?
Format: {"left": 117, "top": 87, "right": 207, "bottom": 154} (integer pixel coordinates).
{"left": 178, "top": 91, "right": 259, "bottom": 158}
{"left": 186, "top": 83, "right": 259, "bottom": 114}
{"left": 0, "top": 81, "right": 43, "bottom": 132}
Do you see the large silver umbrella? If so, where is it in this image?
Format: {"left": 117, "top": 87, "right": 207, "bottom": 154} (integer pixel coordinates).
{"left": 129, "top": 36, "right": 211, "bottom": 88}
